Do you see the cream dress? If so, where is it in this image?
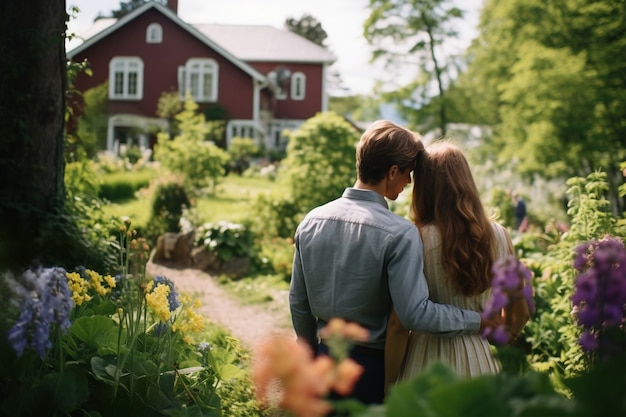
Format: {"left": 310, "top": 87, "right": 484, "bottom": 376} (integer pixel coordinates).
{"left": 396, "top": 222, "right": 513, "bottom": 380}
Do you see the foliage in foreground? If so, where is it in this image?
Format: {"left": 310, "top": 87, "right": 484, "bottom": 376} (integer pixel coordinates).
{"left": 251, "top": 170, "right": 626, "bottom": 417}
{"left": 0, "top": 220, "right": 258, "bottom": 416}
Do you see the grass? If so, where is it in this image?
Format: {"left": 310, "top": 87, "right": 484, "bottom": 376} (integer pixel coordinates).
{"left": 218, "top": 273, "right": 292, "bottom": 329}
{"left": 102, "top": 173, "right": 283, "bottom": 227}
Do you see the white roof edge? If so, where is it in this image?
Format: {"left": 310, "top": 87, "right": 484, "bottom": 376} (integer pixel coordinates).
{"left": 67, "top": 1, "right": 266, "bottom": 82}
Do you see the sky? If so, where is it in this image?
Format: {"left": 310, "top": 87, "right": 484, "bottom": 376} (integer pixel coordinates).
{"left": 66, "top": 0, "right": 482, "bottom": 95}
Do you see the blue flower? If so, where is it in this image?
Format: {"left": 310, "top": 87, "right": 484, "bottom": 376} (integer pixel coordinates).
{"left": 154, "top": 322, "right": 170, "bottom": 336}
{"left": 7, "top": 267, "right": 74, "bottom": 358}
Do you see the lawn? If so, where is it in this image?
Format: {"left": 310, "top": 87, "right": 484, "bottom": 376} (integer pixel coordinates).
{"left": 102, "top": 173, "right": 283, "bottom": 227}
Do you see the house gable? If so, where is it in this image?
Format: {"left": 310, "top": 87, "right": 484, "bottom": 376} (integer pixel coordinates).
{"left": 66, "top": 0, "right": 336, "bottom": 153}
{"left": 67, "top": 1, "right": 265, "bottom": 83}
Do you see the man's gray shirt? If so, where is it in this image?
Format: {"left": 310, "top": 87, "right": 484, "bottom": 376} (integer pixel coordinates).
{"left": 289, "top": 187, "right": 481, "bottom": 350}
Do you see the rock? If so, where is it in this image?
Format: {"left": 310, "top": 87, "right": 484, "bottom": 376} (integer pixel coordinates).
{"left": 191, "top": 246, "right": 221, "bottom": 270}
{"left": 152, "top": 232, "right": 179, "bottom": 262}
{"left": 171, "top": 229, "right": 195, "bottom": 267}
{"left": 152, "top": 230, "right": 195, "bottom": 266}
{"left": 220, "top": 257, "right": 250, "bottom": 279}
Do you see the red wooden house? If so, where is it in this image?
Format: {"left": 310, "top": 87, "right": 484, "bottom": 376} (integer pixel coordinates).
{"left": 67, "top": 0, "right": 336, "bottom": 154}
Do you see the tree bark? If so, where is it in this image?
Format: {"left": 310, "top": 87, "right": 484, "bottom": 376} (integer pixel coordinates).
{"left": 0, "top": 0, "right": 67, "bottom": 268}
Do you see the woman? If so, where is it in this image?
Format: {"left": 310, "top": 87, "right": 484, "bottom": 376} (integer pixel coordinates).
{"left": 388, "top": 141, "right": 530, "bottom": 383}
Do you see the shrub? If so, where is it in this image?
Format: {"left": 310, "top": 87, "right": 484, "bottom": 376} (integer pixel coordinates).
{"left": 195, "top": 221, "right": 257, "bottom": 262}
{"left": 144, "top": 174, "right": 192, "bottom": 245}
{"left": 249, "top": 192, "right": 302, "bottom": 239}
{"left": 280, "top": 111, "right": 359, "bottom": 213}
{"left": 98, "top": 168, "right": 156, "bottom": 201}
{"left": 153, "top": 94, "right": 231, "bottom": 192}
{"left": 63, "top": 159, "right": 119, "bottom": 273}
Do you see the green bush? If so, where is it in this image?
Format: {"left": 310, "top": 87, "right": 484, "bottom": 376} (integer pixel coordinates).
{"left": 249, "top": 192, "right": 302, "bottom": 239}
{"left": 257, "top": 237, "right": 295, "bottom": 281}
{"left": 143, "top": 174, "right": 192, "bottom": 245}
{"left": 195, "top": 221, "right": 257, "bottom": 262}
{"left": 281, "top": 111, "right": 359, "bottom": 213}
{"left": 99, "top": 168, "right": 156, "bottom": 201}
{"left": 519, "top": 171, "right": 625, "bottom": 380}
{"left": 153, "top": 95, "right": 231, "bottom": 192}
{"left": 63, "top": 159, "right": 119, "bottom": 273}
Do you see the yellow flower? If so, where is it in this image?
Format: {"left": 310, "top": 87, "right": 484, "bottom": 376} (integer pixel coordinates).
{"left": 104, "top": 274, "right": 116, "bottom": 288}
{"left": 173, "top": 307, "right": 205, "bottom": 334}
{"left": 86, "top": 269, "right": 112, "bottom": 296}
{"left": 66, "top": 272, "right": 91, "bottom": 306}
{"left": 145, "top": 283, "right": 171, "bottom": 322}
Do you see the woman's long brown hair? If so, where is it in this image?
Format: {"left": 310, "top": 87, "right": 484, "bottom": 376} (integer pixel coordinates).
{"left": 411, "top": 141, "right": 496, "bottom": 295}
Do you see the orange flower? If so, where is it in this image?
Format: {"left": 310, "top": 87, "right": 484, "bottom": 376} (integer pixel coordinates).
{"left": 252, "top": 335, "right": 334, "bottom": 417}
{"left": 319, "top": 318, "right": 369, "bottom": 342}
{"left": 333, "top": 358, "right": 364, "bottom": 395}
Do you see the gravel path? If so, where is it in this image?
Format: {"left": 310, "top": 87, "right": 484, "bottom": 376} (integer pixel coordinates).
{"left": 146, "top": 260, "right": 295, "bottom": 350}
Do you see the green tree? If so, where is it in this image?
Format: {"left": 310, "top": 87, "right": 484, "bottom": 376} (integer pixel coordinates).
{"left": 156, "top": 90, "right": 183, "bottom": 139}
{"left": 109, "top": 0, "right": 166, "bottom": 18}
{"left": 153, "top": 94, "right": 230, "bottom": 193}
{"left": 281, "top": 112, "right": 360, "bottom": 212}
{"left": 364, "top": 0, "right": 465, "bottom": 136}
{"left": 285, "top": 14, "right": 328, "bottom": 47}
{"left": 461, "top": 0, "right": 626, "bottom": 212}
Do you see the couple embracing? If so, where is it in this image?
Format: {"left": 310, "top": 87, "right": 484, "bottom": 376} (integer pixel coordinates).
{"left": 289, "top": 120, "right": 531, "bottom": 406}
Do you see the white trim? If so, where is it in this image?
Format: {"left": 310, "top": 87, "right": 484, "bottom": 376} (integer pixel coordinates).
{"left": 321, "top": 63, "right": 329, "bottom": 111}
{"left": 67, "top": 2, "right": 267, "bottom": 83}
{"left": 146, "top": 23, "right": 163, "bottom": 43}
{"left": 291, "top": 72, "right": 306, "bottom": 101}
{"left": 182, "top": 58, "right": 218, "bottom": 102}
{"left": 109, "top": 57, "right": 144, "bottom": 100}
{"left": 106, "top": 114, "right": 168, "bottom": 153}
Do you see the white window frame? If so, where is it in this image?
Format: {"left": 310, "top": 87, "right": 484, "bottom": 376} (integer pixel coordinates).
{"left": 146, "top": 23, "right": 163, "bottom": 43}
{"left": 109, "top": 57, "right": 144, "bottom": 100}
{"left": 291, "top": 72, "right": 306, "bottom": 101}
{"left": 178, "top": 58, "right": 218, "bottom": 102}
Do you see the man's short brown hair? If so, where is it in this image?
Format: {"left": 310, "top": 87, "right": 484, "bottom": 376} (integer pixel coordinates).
{"left": 356, "top": 120, "right": 424, "bottom": 185}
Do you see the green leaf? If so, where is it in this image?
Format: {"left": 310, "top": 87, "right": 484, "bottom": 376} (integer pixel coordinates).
{"left": 69, "top": 315, "right": 120, "bottom": 352}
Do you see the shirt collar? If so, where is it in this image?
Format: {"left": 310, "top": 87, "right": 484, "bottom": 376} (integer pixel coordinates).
{"left": 342, "top": 187, "right": 389, "bottom": 210}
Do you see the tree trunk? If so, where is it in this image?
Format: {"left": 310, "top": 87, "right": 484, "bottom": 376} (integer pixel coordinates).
{"left": 0, "top": 0, "right": 67, "bottom": 269}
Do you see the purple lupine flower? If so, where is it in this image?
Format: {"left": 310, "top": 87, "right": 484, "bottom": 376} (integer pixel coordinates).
{"left": 152, "top": 275, "right": 181, "bottom": 311}
{"left": 7, "top": 267, "right": 74, "bottom": 358}
{"left": 579, "top": 331, "right": 599, "bottom": 353}
{"left": 198, "top": 341, "right": 211, "bottom": 352}
{"left": 481, "top": 255, "right": 535, "bottom": 345}
{"left": 571, "top": 235, "right": 626, "bottom": 358}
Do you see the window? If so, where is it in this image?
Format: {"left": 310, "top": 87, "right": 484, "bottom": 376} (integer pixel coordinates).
{"left": 291, "top": 72, "right": 306, "bottom": 100}
{"left": 178, "top": 58, "right": 218, "bottom": 102}
{"left": 146, "top": 23, "right": 163, "bottom": 43}
{"left": 109, "top": 57, "right": 143, "bottom": 100}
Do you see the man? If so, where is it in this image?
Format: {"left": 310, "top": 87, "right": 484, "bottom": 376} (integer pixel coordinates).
{"left": 512, "top": 193, "right": 528, "bottom": 232}
{"left": 289, "top": 120, "right": 494, "bottom": 405}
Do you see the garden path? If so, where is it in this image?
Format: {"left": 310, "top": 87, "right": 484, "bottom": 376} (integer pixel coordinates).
{"left": 146, "top": 260, "right": 295, "bottom": 350}
{"left": 146, "top": 261, "right": 293, "bottom": 412}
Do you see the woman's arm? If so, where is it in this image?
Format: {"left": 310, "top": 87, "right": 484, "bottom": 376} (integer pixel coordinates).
{"left": 384, "top": 307, "right": 409, "bottom": 395}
